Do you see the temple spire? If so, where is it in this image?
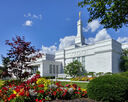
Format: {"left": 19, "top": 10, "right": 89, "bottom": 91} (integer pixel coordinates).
{"left": 75, "top": 12, "right": 85, "bottom": 47}
{"left": 79, "top": 11, "right": 81, "bottom": 20}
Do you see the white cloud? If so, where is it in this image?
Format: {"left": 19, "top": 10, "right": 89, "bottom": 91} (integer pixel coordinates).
{"left": 83, "top": 19, "right": 100, "bottom": 32}
{"left": 24, "top": 13, "right": 42, "bottom": 20}
{"left": 33, "top": 14, "right": 38, "bottom": 19}
{"left": 24, "top": 13, "right": 31, "bottom": 17}
{"left": 24, "top": 20, "right": 32, "bottom": 26}
{"left": 41, "top": 45, "right": 57, "bottom": 55}
{"left": 58, "top": 29, "right": 110, "bottom": 49}
{"left": 117, "top": 37, "right": 128, "bottom": 43}
{"left": 86, "top": 29, "right": 111, "bottom": 44}
{"left": 95, "top": 29, "right": 111, "bottom": 42}
{"left": 59, "top": 36, "right": 76, "bottom": 50}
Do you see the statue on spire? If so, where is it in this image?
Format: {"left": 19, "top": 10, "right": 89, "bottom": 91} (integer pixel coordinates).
{"left": 79, "top": 11, "right": 81, "bottom": 19}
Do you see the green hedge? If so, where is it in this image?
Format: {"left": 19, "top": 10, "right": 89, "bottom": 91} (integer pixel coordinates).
{"left": 87, "top": 74, "right": 128, "bottom": 102}
{"left": 118, "top": 71, "right": 128, "bottom": 78}
{"left": 42, "top": 76, "right": 55, "bottom": 79}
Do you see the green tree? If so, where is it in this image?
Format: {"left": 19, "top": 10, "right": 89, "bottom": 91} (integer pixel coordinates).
{"left": 120, "top": 49, "right": 128, "bottom": 72}
{"left": 64, "top": 60, "right": 83, "bottom": 78}
{"left": 78, "top": 0, "right": 128, "bottom": 30}
{"left": 2, "top": 56, "right": 10, "bottom": 71}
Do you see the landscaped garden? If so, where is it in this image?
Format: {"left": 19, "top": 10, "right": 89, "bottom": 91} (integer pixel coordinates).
{"left": 0, "top": 74, "right": 88, "bottom": 102}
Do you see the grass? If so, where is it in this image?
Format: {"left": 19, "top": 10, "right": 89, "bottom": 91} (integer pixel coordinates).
{"left": 57, "top": 81, "right": 88, "bottom": 89}
{"left": 0, "top": 80, "right": 4, "bottom": 87}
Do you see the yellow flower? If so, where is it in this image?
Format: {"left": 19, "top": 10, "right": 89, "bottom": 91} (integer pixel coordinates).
{"left": 13, "top": 90, "right": 17, "bottom": 94}
{"left": 81, "top": 88, "right": 87, "bottom": 91}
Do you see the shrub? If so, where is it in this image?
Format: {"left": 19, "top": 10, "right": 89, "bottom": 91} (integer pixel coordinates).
{"left": 118, "top": 71, "right": 128, "bottom": 78}
{"left": 43, "top": 76, "right": 55, "bottom": 79}
{"left": 87, "top": 74, "right": 128, "bottom": 102}
{"left": 104, "top": 72, "right": 112, "bottom": 75}
{"left": 88, "top": 72, "right": 95, "bottom": 77}
{"left": 36, "top": 71, "right": 40, "bottom": 75}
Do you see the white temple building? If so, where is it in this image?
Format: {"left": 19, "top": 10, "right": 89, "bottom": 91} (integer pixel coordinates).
{"left": 32, "top": 13, "right": 127, "bottom": 77}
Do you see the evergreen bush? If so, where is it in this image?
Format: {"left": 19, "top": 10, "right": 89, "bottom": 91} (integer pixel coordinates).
{"left": 87, "top": 74, "right": 128, "bottom": 102}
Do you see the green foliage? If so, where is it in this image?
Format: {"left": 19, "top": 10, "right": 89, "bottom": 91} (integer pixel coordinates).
{"left": 64, "top": 60, "right": 84, "bottom": 77}
{"left": 118, "top": 71, "right": 128, "bottom": 78}
{"left": 78, "top": 0, "right": 128, "bottom": 30}
{"left": 36, "top": 70, "right": 40, "bottom": 75}
{"left": 88, "top": 72, "right": 95, "bottom": 77}
{"left": 96, "top": 72, "right": 104, "bottom": 76}
{"left": 87, "top": 74, "right": 128, "bottom": 102}
{"left": 0, "top": 80, "right": 4, "bottom": 87}
{"left": 120, "top": 49, "right": 128, "bottom": 72}
{"left": 0, "top": 70, "right": 3, "bottom": 79}
{"left": 0, "top": 70, "right": 3, "bottom": 75}
{"left": 42, "top": 76, "right": 55, "bottom": 79}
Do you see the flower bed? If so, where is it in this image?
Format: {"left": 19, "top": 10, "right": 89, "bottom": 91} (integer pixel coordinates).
{"left": 71, "top": 76, "right": 95, "bottom": 81}
{"left": 0, "top": 74, "right": 87, "bottom": 102}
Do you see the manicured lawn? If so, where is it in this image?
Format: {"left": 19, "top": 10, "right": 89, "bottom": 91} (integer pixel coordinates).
{"left": 0, "top": 80, "right": 4, "bottom": 87}
{"left": 58, "top": 81, "right": 88, "bottom": 89}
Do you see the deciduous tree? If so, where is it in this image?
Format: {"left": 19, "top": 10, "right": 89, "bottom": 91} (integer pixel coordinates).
{"left": 64, "top": 60, "right": 83, "bottom": 78}
{"left": 5, "top": 36, "right": 41, "bottom": 80}
{"left": 78, "top": 0, "right": 128, "bottom": 30}
{"left": 120, "top": 49, "right": 128, "bottom": 72}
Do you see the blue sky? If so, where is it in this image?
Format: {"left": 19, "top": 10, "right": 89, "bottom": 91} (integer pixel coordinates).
{"left": 0, "top": 0, "right": 128, "bottom": 65}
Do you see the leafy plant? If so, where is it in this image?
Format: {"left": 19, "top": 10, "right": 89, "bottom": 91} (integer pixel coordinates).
{"left": 64, "top": 60, "right": 84, "bottom": 78}
{"left": 88, "top": 72, "right": 95, "bottom": 77}
{"left": 87, "top": 74, "right": 128, "bottom": 102}
{"left": 96, "top": 72, "right": 104, "bottom": 77}
{"left": 78, "top": 0, "right": 128, "bottom": 30}
{"left": 120, "top": 49, "right": 128, "bottom": 72}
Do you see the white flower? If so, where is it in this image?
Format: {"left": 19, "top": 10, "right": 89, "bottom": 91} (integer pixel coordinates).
{"left": 68, "top": 88, "right": 74, "bottom": 94}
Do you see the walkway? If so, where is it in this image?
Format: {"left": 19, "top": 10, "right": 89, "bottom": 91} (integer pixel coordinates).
{"left": 51, "top": 79, "right": 89, "bottom": 83}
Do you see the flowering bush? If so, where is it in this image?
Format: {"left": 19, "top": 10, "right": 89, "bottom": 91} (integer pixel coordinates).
{"left": 0, "top": 74, "right": 87, "bottom": 102}
{"left": 36, "top": 78, "right": 52, "bottom": 90}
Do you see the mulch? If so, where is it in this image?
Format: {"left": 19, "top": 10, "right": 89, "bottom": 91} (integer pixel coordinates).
{"left": 50, "top": 98, "right": 99, "bottom": 102}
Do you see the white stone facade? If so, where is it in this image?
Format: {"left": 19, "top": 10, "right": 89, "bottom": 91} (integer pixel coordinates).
{"left": 55, "top": 13, "right": 123, "bottom": 74}
{"left": 30, "top": 53, "right": 61, "bottom": 77}
{"left": 55, "top": 39, "right": 122, "bottom": 73}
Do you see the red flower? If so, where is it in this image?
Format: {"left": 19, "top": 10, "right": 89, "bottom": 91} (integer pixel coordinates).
{"left": 8, "top": 97, "right": 12, "bottom": 101}
{"left": 8, "top": 94, "right": 16, "bottom": 101}
{"left": 39, "top": 90, "right": 44, "bottom": 94}
{"left": 35, "top": 99, "right": 38, "bottom": 102}
{"left": 72, "top": 84, "right": 77, "bottom": 88}
{"left": 15, "top": 88, "right": 20, "bottom": 93}
{"left": 78, "top": 87, "right": 81, "bottom": 91}
{"left": 77, "top": 92, "right": 80, "bottom": 94}
{"left": 82, "top": 93, "right": 85, "bottom": 96}
{"left": 75, "top": 92, "right": 78, "bottom": 94}
{"left": 38, "top": 84, "right": 44, "bottom": 88}
{"left": 53, "top": 91, "right": 57, "bottom": 96}
{"left": 39, "top": 100, "right": 42, "bottom": 102}
{"left": 0, "top": 90, "right": 2, "bottom": 93}
{"left": 19, "top": 90, "right": 24, "bottom": 96}
{"left": 2, "top": 87, "right": 8, "bottom": 91}
{"left": 62, "top": 92, "right": 66, "bottom": 97}
{"left": 26, "top": 91, "right": 29, "bottom": 96}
